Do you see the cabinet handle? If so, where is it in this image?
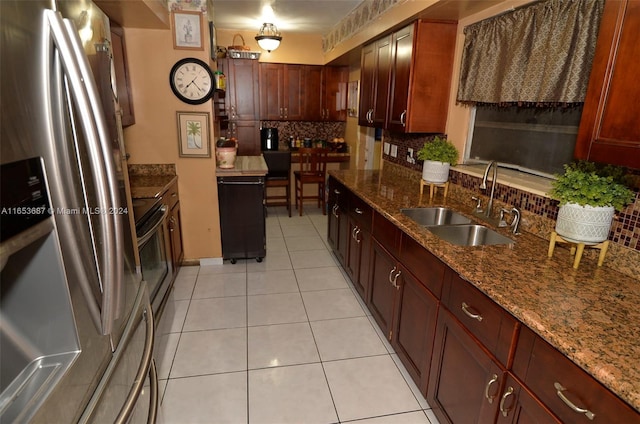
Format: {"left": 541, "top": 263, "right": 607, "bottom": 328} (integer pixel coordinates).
{"left": 484, "top": 374, "right": 499, "bottom": 404}
{"left": 354, "top": 207, "right": 363, "bottom": 215}
{"left": 388, "top": 266, "right": 397, "bottom": 284}
{"left": 461, "top": 302, "right": 483, "bottom": 322}
{"left": 230, "top": 106, "right": 236, "bottom": 118}
{"left": 392, "top": 270, "right": 401, "bottom": 289}
{"left": 332, "top": 204, "right": 339, "bottom": 218}
{"left": 400, "top": 110, "right": 407, "bottom": 127}
{"left": 334, "top": 189, "right": 341, "bottom": 195}
{"left": 284, "top": 107, "right": 288, "bottom": 118}
{"left": 352, "top": 226, "right": 357, "bottom": 240}
{"left": 369, "top": 109, "right": 374, "bottom": 123}
{"left": 355, "top": 228, "right": 361, "bottom": 244}
{"left": 499, "top": 386, "right": 514, "bottom": 417}
{"left": 554, "top": 382, "right": 595, "bottom": 420}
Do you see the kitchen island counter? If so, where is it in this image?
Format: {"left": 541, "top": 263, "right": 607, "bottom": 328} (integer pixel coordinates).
{"left": 329, "top": 168, "right": 640, "bottom": 413}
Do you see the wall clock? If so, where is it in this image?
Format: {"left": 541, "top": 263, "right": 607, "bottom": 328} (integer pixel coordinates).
{"left": 169, "top": 57, "right": 214, "bottom": 104}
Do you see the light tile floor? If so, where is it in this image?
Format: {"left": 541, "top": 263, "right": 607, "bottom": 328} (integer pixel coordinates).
{"left": 158, "top": 206, "right": 440, "bottom": 424}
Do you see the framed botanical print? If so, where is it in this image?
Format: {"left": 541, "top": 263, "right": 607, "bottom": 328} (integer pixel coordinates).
{"left": 172, "top": 11, "right": 204, "bottom": 50}
{"left": 177, "top": 112, "right": 211, "bottom": 157}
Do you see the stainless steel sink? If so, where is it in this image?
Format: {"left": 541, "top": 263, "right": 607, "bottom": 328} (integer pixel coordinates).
{"left": 401, "top": 208, "right": 472, "bottom": 226}
{"left": 427, "top": 224, "right": 514, "bottom": 246}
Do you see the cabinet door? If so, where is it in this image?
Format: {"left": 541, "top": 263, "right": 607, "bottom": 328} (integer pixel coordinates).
{"left": 110, "top": 24, "right": 135, "bottom": 127}
{"left": 259, "top": 63, "right": 284, "bottom": 120}
{"left": 327, "top": 178, "right": 348, "bottom": 265}
{"left": 496, "top": 374, "right": 560, "bottom": 424}
{"left": 229, "top": 120, "right": 260, "bottom": 156}
{"left": 346, "top": 218, "right": 371, "bottom": 300}
{"left": 224, "top": 59, "right": 260, "bottom": 121}
{"left": 367, "top": 240, "right": 399, "bottom": 340}
{"left": 574, "top": 0, "right": 640, "bottom": 169}
{"left": 323, "top": 66, "right": 348, "bottom": 121}
{"left": 304, "top": 65, "right": 323, "bottom": 120}
{"left": 284, "top": 64, "right": 304, "bottom": 120}
{"left": 387, "top": 24, "right": 414, "bottom": 132}
{"left": 358, "top": 43, "right": 376, "bottom": 126}
{"left": 169, "top": 203, "right": 183, "bottom": 271}
{"left": 427, "top": 307, "right": 503, "bottom": 424}
{"left": 392, "top": 266, "right": 438, "bottom": 395}
{"left": 372, "top": 35, "right": 392, "bottom": 127}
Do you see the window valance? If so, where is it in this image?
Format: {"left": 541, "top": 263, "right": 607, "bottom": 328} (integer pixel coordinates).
{"left": 457, "top": 0, "right": 604, "bottom": 106}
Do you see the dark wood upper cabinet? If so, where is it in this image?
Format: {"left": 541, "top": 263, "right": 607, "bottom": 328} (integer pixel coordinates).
{"left": 387, "top": 20, "right": 456, "bottom": 133}
{"left": 259, "top": 63, "right": 304, "bottom": 120}
{"left": 304, "top": 65, "right": 324, "bottom": 120}
{"left": 322, "top": 66, "right": 348, "bottom": 121}
{"left": 358, "top": 35, "right": 392, "bottom": 127}
{"left": 219, "top": 59, "right": 260, "bottom": 155}
{"left": 110, "top": 24, "right": 135, "bottom": 127}
{"left": 574, "top": 0, "right": 640, "bottom": 169}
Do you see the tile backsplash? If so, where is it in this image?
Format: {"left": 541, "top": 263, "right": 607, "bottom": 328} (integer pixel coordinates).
{"left": 261, "top": 121, "right": 346, "bottom": 150}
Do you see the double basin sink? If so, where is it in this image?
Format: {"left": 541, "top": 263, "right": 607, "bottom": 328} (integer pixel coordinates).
{"left": 401, "top": 207, "right": 514, "bottom": 246}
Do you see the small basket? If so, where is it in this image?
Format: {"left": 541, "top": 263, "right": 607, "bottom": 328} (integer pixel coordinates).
{"left": 228, "top": 34, "right": 250, "bottom": 51}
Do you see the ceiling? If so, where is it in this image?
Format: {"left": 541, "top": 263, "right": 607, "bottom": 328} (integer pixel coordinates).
{"left": 211, "top": 0, "right": 363, "bottom": 35}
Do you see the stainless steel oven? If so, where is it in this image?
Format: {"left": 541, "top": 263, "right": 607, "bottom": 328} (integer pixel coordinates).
{"left": 135, "top": 199, "right": 173, "bottom": 316}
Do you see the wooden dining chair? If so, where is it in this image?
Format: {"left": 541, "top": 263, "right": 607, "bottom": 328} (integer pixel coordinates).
{"left": 294, "top": 147, "right": 329, "bottom": 216}
{"left": 263, "top": 151, "right": 292, "bottom": 217}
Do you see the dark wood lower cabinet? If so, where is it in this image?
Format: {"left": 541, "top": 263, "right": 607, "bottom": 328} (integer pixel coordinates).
{"left": 346, "top": 217, "right": 371, "bottom": 300}
{"left": 428, "top": 307, "right": 504, "bottom": 424}
{"left": 367, "top": 240, "right": 399, "bottom": 340}
{"left": 496, "top": 374, "right": 560, "bottom": 424}
{"left": 392, "top": 268, "right": 438, "bottom": 395}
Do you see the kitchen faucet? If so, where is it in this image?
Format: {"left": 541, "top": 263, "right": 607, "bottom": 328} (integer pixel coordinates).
{"left": 479, "top": 160, "right": 499, "bottom": 218}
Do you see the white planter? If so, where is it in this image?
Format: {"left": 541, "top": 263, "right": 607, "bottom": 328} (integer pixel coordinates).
{"left": 422, "top": 160, "right": 450, "bottom": 184}
{"left": 555, "top": 203, "right": 615, "bottom": 243}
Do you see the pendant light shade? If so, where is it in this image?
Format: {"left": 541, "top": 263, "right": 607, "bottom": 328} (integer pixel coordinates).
{"left": 255, "top": 23, "right": 282, "bottom": 52}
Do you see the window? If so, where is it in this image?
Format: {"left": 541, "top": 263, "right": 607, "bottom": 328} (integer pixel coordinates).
{"left": 466, "top": 105, "right": 583, "bottom": 177}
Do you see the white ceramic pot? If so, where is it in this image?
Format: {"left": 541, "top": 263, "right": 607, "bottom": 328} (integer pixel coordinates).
{"left": 422, "top": 160, "right": 450, "bottom": 183}
{"left": 555, "top": 203, "right": 615, "bottom": 243}
{"left": 216, "top": 146, "right": 237, "bottom": 169}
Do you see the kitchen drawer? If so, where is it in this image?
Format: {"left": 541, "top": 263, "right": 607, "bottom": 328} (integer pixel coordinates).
{"left": 442, "top": 271, "right": 516, "bottom": 366}
{"left": 163, "top": 180, "right": 179, "bottom": 210}
{"left": 513, "top": 326, "right": 640, "bottom": 424}
{"left": 372, "top": 211, "right": 401, "bottom": 258}
{"left": 399, "top": 234, "right": 445, "bottom": 299}
{"left": 348, "top": 192, "right": 372, "bottom": 231}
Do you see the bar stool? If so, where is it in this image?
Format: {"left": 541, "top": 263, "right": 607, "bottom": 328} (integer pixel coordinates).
{"left": 263, "top": 151, "right": 291, "bottom": 217}
{"left": 294, "top": 148, "right": 328, "bottom": 216}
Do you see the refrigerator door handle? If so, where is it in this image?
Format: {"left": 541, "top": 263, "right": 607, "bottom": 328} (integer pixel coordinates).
{"left": 45, "top": 10, "right": 124, "bottom": 335}
{"left": 115, "top": 306, "right": 155, "bottom": 424}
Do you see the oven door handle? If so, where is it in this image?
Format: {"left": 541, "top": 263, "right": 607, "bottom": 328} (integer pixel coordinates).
{"left": 137, "top": 206, "right": 168, "bottom": 247}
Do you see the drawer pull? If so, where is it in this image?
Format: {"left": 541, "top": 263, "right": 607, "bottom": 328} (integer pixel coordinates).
{"left": 334, "top": 189, "right": 341, "bottom": 195}
{"left": 354, "top": 207, "right": 364, "bottom": 215}
{"left": 484, "top": 374, "right": 498, "bottom": 404}
{"left": 499, "top": 386, "right": 514, "bottom": 417}
{"left": 554, "top": 382, "right": 595, "bottom": 420}
{"left": 461, "top": 302, "right": 483, "bottom": 322}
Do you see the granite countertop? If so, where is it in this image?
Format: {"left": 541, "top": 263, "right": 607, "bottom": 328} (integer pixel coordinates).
{"left": 129, "top": 175, "right": 177, "bottom": 199}
{"left": 216, "top": 155, "right": 268, "bottom": 177}
{"left": 329, "top": 169, "right": 640, "bottom": 412}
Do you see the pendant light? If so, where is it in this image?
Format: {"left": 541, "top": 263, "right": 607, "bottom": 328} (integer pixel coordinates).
{"left": 255, "top": 23, "right": 282, "bottom": 52}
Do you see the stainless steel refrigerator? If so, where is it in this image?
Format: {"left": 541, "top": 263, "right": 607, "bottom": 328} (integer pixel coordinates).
{"left": 0, "top": 1, "right": 157, "bottom": 422}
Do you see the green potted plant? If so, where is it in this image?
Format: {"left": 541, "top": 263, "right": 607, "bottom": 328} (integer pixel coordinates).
{"left": 417, "top": 135, "right": 459, "bottom": 183}
{"left": 548, "top": 161, "right": 635, "bottom": 243}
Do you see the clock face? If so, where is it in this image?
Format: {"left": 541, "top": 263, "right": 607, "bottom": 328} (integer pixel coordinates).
{"left": 169, "top": 58, "right": 214, "bottom": 104}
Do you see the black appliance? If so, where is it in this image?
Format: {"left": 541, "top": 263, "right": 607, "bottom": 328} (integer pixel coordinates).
{"left": 217, "top": 176, "right": 266, "bottom": 263}
{"left": 260, "top": 127, "right": 279, "bottom": 151}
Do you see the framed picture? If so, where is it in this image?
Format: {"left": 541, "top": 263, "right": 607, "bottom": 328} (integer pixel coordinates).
{"left": 177, "top": 112, "right": 211, "bottom": 157}
{"left": 172, "top": 11, "right": 204, "bottom": 50}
